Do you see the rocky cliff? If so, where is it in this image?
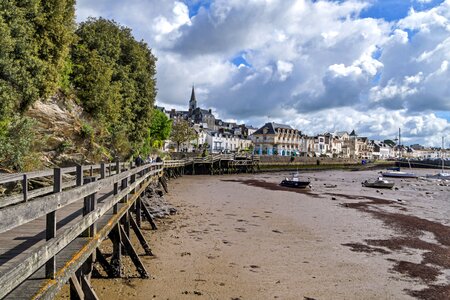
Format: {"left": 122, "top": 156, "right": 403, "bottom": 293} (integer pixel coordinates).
{"left": 25, "top": 93, "right": 109, "bottom": 168}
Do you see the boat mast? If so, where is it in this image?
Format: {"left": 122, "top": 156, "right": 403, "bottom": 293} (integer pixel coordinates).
{"left": 398, "top": 128, "right": 401, "bottom": 159}
{"left": 442, "top": 136, "right": 445, "bottom": 172}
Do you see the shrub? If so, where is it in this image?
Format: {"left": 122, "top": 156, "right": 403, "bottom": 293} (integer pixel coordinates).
{"left": 80, "top": 122, "right": 94, "bottom": 140}
{"left": 0, "top": 116, "right": 41, "bottom": 171}
{"left": 57, "top": 140, "right": 73, "bottom": 153}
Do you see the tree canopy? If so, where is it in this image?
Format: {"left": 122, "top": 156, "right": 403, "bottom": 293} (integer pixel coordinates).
{"left": 171, "top": 119, "right": 197, "bottom": 151}
{"left": 0, "top": 4, "right": 162, "bottom": 170}
{"left": 0, "top": 0, "right": 75, "bottom": 120}
{"left": 71, "top": 18, "right": 157, "bottom": 155}
{"left": 148, "top": 109, "right": 172, "bottom": 148}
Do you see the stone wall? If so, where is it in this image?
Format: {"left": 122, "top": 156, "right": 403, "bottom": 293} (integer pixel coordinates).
{"left": 259, "top": 156, "right": 360, "bottom": 165}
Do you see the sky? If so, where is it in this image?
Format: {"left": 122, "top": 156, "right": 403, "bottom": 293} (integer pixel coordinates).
{"left": 75, "top": 0, "right": 450, "bottom": 147}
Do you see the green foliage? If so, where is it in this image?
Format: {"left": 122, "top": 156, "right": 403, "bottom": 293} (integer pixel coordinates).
{"left": 0, "top": 4, "right": 160, "bottom": 165}
{"left": 71, "top": 18, "right": 157, "bottom": 157}
{"left": 80, "top": 122, "right": 94, "bottom": 140}
{"left": 0, "top": 116, "right": 41, "bottom": 171}
{"left": 148, "top": 109, "right": 172, "bottom": 148}
{"left": 170, "top": 119, "right": 197, "bottom": 151}
{"left": 57, "top": 139, "right": 73, "bottom": 153}
{"left": 0, "top": 0, "right": 75, "bottom": 120}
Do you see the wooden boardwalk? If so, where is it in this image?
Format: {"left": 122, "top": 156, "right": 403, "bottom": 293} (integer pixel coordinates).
{"left": 0, "top": 160, "right": 188, "bottom": 299}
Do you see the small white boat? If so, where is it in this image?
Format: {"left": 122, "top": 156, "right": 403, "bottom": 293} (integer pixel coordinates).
{"left": 381, "top": 170, "right": 417, "bottom": 178}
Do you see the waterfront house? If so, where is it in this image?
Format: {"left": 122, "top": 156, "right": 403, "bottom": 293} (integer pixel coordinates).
{"left": 205, "top": 130, "right": 252, "bottom": 153}
{"left": 252, "top": 122, "right": 302, "bottom": 155}
{"left": 370, "top": 141, "right": 393, "bottom": 159}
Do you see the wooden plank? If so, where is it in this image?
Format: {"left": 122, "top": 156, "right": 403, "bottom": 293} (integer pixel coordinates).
{"left": 119, "top": 225, "right": 149, "bottom": 278}
{"left": 141, "top": 203, "right": 157, "bottom": 230}
{"left": 45, "top": 168, "right": 61, "bottom": 279}
{"left": 0, "top": 180, "right": 76, "bottom": 209}
{"left": 69, "top": 274, "right": 84, "bottom": 300}
{"left": 129, "top": 213, "right": 153, "bottom": 256}
{"left": 81, "top": 275, "right": 99, "bottom": 300}
{"left": 95, "top": 248, "right": 114, "bottom": 278}
{"left": 0, "top": 166, "right": 79, "bottom": 185}
{"left": 22, "top": 175, "right": 28, "bottom": 202}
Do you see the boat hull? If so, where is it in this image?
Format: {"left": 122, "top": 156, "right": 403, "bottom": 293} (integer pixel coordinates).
{"left": 280, "top": 180, "right": 310, "bottom": 189}
{"left": 381, "top": 172, "right": 417, "bottom": 178}
{"left": 362, "top": 181, "right": 394, "bottom": 189}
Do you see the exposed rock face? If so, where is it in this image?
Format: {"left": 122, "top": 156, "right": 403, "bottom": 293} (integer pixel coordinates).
{"left": 25, "top": 93, "right": 105, "bottom": 167}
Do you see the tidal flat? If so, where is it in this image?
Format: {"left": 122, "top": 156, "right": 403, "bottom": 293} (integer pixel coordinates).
{"left": 88, "top": 169, "right": 450, "bottom": 299}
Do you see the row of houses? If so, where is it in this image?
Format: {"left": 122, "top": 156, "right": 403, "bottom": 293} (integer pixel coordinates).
{"left": 157, "top": 87, "right": 444, "bottom": 159}
{"left": 251, "top": 122, "right": 389, "bottom": 159}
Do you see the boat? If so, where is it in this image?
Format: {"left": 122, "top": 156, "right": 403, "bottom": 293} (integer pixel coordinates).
{"left": 380, "top": 170, "right": 418, "bottom": 178}
{"left": 425, "top": 158, "right": 450, "bottom": 180}
{"left": 425, "top": 172, "right": 450, "bottom": 180}
{"left": 362, "top": 177, "right": 395, "bottom": 189}
{"left": 280, "top": 172, "right": 310, "bottom": 188}
{"left": 425, "top": 138, "right": 450, "bottom": 180}
{"left": 382, "top": 156, "right": 417, "bottom": 178}
{"left": 386, "top": 166, "right": 400, "bottom": 171}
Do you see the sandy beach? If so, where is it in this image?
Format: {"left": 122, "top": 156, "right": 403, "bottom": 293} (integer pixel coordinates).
{"left": 84, "top": 168, "right": 450, "bottom": 299}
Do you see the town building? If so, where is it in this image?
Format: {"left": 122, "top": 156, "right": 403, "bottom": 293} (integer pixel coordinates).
{"left": 251, "top": 122, "right": 302, "bottom": 155}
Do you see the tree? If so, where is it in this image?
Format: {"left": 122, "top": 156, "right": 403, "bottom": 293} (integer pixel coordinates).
{"left": 0, "top": 0, "right": 75, "bottom": 120}
{"left": 71, "top": 18, "right": 157, "bottom": 157}
{"left": 148, "top": 109, "right": 172, "bottom": 148}
{"left": 170, "top": 119, "right": 197, "bottom": 152}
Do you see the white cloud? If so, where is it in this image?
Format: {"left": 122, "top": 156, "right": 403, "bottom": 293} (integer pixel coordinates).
{"left": 75, "top": 0, "right": 450, "bottom": 146}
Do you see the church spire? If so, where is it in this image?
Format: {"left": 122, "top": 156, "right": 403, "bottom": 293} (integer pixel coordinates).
{"left": 189, "top": 85, "right": 197, "bottom": 111}
{"left": 190, "top": 85, "right": 196, "bottom": 102}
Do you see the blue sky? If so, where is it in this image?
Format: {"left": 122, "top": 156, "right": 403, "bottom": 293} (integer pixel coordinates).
{"left": 76, "top": 0, "right": 450, "bottom": 146}
{"left": 360, "top": 0, "right": 446, "bottom": 21}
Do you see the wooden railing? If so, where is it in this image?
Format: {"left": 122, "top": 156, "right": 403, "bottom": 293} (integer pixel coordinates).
{"left": 0, "top": 161, "right": 164, "bottom": 299}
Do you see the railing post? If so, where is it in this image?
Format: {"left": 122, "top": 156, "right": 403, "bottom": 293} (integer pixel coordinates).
{"left": 22, "top": 174, "right": 28, "bottom": 202}
{"left": 116, "top": 160, "right": 120, "bottom": 174}
{"left": 46, "top": 168, "right": 61, "bottom": 279}
{"left": 136, "top": 196, "right": 142, "bottom": 228}
{"left": 130, "top": 173, "right": 136, "bottom": 195}
{"left": 113, "top": 182, "right": 119, "bottom": 214}
{"left": 82, "top": 177, "right": 97, "bottom": 237}
{"left": 100, "top": 162, "right": 106, "bottom": 179}
{"left": 76, "top": 164, "right": 83, "bottom": 187}
{"left": 121, "top": 177, "right": 128, "bottom": 203}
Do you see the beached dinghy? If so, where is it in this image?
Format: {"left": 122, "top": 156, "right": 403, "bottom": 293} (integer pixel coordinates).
{"left": 280, "top": 172, "right": 310, "bottom": 188}
{"left": 380, "top": 170, "right": 418, "bottom": 178}
{"left": 362, "top": 177, "right": 395, "bottom": 189}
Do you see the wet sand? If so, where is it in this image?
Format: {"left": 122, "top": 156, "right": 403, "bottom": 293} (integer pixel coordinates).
{"left": 88, "top": 169, "right": 449, "bottom": 299}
